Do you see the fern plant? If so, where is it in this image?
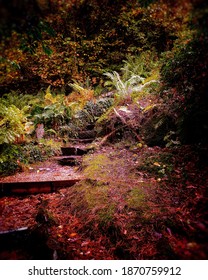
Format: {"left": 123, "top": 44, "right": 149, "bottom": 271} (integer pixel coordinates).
{"left": 0, "top": 103, "right": 27, "bottom": 144}
{"left": 0, "top": 144, "right": 21, "bottom": 175}
{"left": 33, "top": 103, "right": 71, "bottom": 130}
{"left": 104, "top": 71, "right": 159, "bottom": 97}
{"left": 67, "top": 80, "right": 95, "bottom": 110}
{"left": 1, "top": 91, "right": 42, "bottom": 111}
{"left": 31, "top": 87, "right": 72, "bottom": 133}
{"left": 121, "top": 51, "right": 159, "bottom": 80}
{"left": 44, "top": 85, "right": 64, "bottom": 105}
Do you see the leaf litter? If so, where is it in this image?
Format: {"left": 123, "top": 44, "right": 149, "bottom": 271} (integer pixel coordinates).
{"left": 0, "top": 144, "right": 208, "bottom": 259}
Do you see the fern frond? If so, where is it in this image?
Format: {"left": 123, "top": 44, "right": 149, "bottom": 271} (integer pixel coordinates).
{"left": 133, "top": 80, "right": 159, "bottom": 92}
{"left": 104, "top": 70, "right": 159, "bottom": 98}
{"left": 69, "top": 82, "right": 85, "bottom": 94}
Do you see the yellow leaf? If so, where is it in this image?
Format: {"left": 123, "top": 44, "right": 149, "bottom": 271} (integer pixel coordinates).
{"left": 45, "top": 86, "right": 57, "bottom": 104}
{"left": 143, "top": 104, "right": 157, "bottom": 112}
{"left": 153, "top": 162, "right": 161, "bottom": 167}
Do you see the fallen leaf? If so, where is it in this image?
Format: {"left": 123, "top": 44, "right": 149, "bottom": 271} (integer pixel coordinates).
{"left": 81, "top": 241, "right": 90, "bottom": 247}
{"left": 166, "top": 227, "right": 172, "bottom": 235}
{"left": 153, "top": 162, "right": 161, "bottom": 167}
{"left": 186, "top": 185, "right": 197, "bottom": 189}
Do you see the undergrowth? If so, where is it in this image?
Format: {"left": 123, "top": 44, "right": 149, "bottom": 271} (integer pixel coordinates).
{"left": 50, "top": 144, "right": 208, "bottom": 259}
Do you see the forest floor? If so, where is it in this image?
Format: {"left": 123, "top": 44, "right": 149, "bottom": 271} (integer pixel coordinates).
{"left": 0, "top": 142, "right": 208, "bottom": 260}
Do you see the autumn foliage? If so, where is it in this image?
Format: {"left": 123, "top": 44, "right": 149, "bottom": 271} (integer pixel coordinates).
{"left": 0, "top": 0, "right": 208, "bottom": 260}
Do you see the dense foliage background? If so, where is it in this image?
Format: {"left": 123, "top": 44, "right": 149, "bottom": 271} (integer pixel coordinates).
{"left": 0, "top": 0, "right": 208, "bottom": 173}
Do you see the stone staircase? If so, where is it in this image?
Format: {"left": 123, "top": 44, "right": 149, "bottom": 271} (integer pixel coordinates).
{"left": 0, "top": 139, "right": 94, "bottom": 196}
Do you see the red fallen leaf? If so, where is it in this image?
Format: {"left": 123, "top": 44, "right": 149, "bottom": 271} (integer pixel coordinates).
{"left": 186, "top": 185, "right": 197, "bottom": 189}
{"left": 194, "top": 222, "right": 207, "bottom": 232}
{"left": 67, "top": 238, "right": 79, "bottom": 242}
{"left": 154, "top": 231, "right": 163, "bottom": 239}
{"left": 166, "top": 227, "right": 172, "bottom": 235}
{"left": 81, "top": 241, "right": 90, "bottom": 247}
{"left": 132, "top": 235, "right": 141, "bottom": 240}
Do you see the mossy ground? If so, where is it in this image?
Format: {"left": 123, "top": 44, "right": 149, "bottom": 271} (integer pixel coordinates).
{"left": 46, "top": 145, "right": 208, "bottom": 259}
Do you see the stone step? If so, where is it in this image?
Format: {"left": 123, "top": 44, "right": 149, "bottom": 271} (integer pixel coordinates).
{"left": 0, "top": 179, "right": 80, "bottom": 196}
{"left": 77, "top": 130, "right": 96, "bottom": 139}
{"left": 54, "top": 156, "right": 82, "bottom": 166}
{"left": 68, "top": 138, "right": 94, "bottom": 144}
{"left": 61, "top": 146, "right": 91, "bottom": 156}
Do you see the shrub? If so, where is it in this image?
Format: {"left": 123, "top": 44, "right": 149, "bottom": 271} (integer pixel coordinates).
{"left": 0, "top": 144, "right": 21, "bottom": 175}
{"left": 31, "top": 87, "right": 71, "bottom": 134}
{"left": 161, "top": 32, "right": 208, "bottom": 143}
